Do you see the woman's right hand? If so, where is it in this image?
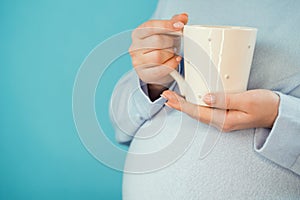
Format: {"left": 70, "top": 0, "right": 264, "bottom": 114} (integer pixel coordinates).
{"left": 129, "top": 13, "right": 188, "bottom": 100}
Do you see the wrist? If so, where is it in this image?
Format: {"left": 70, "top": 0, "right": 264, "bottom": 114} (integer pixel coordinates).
{"left": 268, "top": 91, "right": 280, "bottom": 128}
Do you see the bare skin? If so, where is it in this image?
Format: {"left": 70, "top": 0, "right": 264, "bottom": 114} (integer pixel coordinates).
{"left": 129, "top": 13, "right": 188, "bottom": 101}
{"left": 162, "top": 89, "right": 280, "bottom": 131}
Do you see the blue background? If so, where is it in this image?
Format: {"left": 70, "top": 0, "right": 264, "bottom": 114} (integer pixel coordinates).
{"left": 0, "top": 0, "right": 157, "bottom": 199}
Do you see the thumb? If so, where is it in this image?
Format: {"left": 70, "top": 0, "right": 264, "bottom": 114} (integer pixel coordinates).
{"left": 172, "top": 13, "right": 189, "bottom": 24}
{"left": 203, "top": 92, "right": 243, "bottom": 110}
{"left": 171, "top": 13, "right": 189, "bottom": 29}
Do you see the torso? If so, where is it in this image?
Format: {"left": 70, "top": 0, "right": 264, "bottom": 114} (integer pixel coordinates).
{"left": 123, "top": 1, "right": 300, "bottom": 199}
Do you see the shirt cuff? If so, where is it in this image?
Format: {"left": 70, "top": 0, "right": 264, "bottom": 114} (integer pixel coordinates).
{"left": 134, "top": 79, "right": 178, "bottom": 121}
{"left": 132, "top": 80, "right": 167, "bottom": 120}
{"left": 254, "top": 92, "right": 300, "bottom": 172}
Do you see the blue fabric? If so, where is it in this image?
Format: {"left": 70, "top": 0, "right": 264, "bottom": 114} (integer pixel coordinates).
{"left": 110, "top": 0, "right": 300, "bottom": 198}
{"left": 254, "top": 92, "right": 300, "bottom": 174}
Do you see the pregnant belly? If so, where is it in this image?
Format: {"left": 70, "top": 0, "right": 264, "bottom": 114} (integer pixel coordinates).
{"left": 123, "top": 108, "right": 300, "bottom": 200}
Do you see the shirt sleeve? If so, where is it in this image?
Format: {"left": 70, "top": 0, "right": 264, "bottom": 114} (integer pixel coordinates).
{"left": 254, "top": 92, "right": 300, "bottom": 175}
{"left": 109, "top": 70, "right": 173, "bottom": 144}
{"left": 110, "top": 55, "right": 183, "bottom": 144}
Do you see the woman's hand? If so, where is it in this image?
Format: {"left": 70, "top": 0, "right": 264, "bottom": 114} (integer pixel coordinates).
{"left": 129, "top": 13, "right": 188, "bottom": 100}
{"left": 162, "top": 89, "right": 280, "bottom": 132}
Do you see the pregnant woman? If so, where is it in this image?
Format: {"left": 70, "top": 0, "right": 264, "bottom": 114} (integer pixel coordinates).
{"left": 110, "top": 0, "right": 300, "bottom": 199}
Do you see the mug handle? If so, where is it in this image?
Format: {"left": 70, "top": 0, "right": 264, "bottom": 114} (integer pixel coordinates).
{"left": 170, "top": 70, "right": 203, "bottom": 104}
{"left": 170, "top": 69, "right": 209, "bottom": 106}
{"left": 169, "top": 70, "right": 188, "bottom": 97}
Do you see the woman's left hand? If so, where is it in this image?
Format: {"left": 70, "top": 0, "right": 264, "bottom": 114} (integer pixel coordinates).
{"left": 162, "top": 89, "right": 280, "bottom": 132}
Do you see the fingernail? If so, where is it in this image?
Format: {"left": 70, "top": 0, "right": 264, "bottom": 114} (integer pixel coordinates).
{"left": 173, "top": 21, "right": 184, "bottom": 29}
{"left": 203, "top": 94, "right": 216, "bottom": 104}
{"left": 176, "top": 56, "right": 182, "bottom": 62}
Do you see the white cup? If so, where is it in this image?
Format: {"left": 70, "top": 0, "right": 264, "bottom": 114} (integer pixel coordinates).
{"left": 170, "top": 25, "right": 257, "bottom": 106}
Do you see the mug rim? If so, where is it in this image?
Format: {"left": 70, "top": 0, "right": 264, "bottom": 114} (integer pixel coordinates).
{"left": 185, "top": 24, "right": 257, "bottom": 31}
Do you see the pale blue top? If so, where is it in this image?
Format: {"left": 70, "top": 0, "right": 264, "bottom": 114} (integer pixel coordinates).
{"left": 110, "top": 0, "right": 300, "bottom": 199}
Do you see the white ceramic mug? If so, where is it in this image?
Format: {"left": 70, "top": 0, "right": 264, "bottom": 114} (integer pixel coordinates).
{"left": 170, "top": 25, "right": 257, "bottom": 106}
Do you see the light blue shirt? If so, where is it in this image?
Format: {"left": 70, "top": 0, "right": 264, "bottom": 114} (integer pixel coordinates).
{"left": 110, "top": 0, "right": 300, "bottom": 199}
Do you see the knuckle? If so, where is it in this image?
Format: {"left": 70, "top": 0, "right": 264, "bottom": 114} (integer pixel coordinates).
{"left": 131, "top": 29, "right": 138, "bottom": 40}
{"left": 129, "top": 49, "right": 144, "bottom": 67}
{"left": 128, "top": 45, "right": 135, "bottom": 56}
{"left": 132, "top": 26, "right": 147, "bottom": 40}
{"left": 131, "top": 58, "right": 140, "bottom": 67}
{"left": 129, "top": 45, "right": 141, "bottom": 56}
{"left": 136, "top": 72, "right": 147, "bottom": 82}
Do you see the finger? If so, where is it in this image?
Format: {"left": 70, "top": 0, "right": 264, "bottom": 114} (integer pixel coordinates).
{"left": 141, "top": 48, "right": 177, "bottom": 65}
{"left": 203, "top": 92, "right": 246, "bottom": 111}
{"left": 162, "top": 90, "right": 214, "bottom": 124}
{"left": 217, "top": 109, "right": 250, "bottom": 132}
{"left": 162, "top": 90, "right": 250, "bottom": 131}
{"left": 136, "top": 56, "right": 181, "bottom": 84}
{"left": 171, "top": 13, "right": 189, "bottom": 25}
{"left": 130, "top": 34, "right": 181, "bottom": 53}
{"left": 163, "top": 90, "right": 256, "bottom": 132}
{"left": 133, "top": 13, "right": 188, "bottom": 39}
{"left": 132, "top": 48, "right": 177, "bottom": 67}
